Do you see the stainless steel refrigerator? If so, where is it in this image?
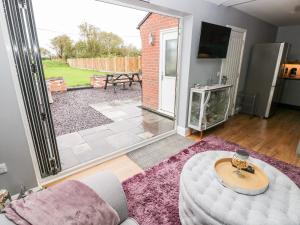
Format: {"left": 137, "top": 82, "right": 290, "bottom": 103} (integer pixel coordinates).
{"left": 244, "top": 43, "right": 290, "bottom": 118}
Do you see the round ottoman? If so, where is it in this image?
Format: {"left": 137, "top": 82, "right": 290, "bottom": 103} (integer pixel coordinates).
{"left": 179, "top": 151, "right": 300, "bottom": 225}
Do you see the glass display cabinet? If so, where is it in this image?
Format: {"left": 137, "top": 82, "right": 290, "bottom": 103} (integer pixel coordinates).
{"left": 188, "top": 84, "right": 231, "bottom": 132}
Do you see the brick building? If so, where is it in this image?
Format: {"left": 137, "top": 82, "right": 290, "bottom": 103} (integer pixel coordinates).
{"left": 138, "top": 13, "right": 179, "bottom": 116}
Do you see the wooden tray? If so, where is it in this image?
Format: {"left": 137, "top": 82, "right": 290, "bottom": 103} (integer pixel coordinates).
{"left": 214, "top": 158, "right": 269, "bottom": 195}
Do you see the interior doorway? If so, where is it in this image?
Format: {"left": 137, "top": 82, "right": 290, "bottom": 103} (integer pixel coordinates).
{"left": 220, "top": 26, "right": 246, "bottom": 116}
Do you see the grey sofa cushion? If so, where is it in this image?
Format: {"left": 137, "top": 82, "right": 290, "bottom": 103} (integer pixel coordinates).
{"left": 120, "top": 218, "right": 139, "bottom": 225}
{"left": 0, "top": 214, "right": 14, "bottom": 225}
{"left": 80, "top": 172, "right": 129, "bottom": 223}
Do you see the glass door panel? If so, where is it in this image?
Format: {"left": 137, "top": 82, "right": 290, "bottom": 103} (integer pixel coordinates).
{"left": 189, "top": 92, "right": 202, "bottom": 127}
{"left": 205, "top": 89, "right": 229, "bottom": 128}
{"left": 165, "top": 39, "right": 177, "bottom": 77}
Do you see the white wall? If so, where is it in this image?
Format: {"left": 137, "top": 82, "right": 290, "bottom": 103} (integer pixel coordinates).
{"left": 276, "top": 25, "right": 300, "bottom": 107}
{"left": 0, "top": 10, "right": 38, "bottom": 194}
{"left": 148, "top": 0, "right": 277, "bottom": 129}
{"left": 276, "top": 25, "right": 300, "bottom": 61}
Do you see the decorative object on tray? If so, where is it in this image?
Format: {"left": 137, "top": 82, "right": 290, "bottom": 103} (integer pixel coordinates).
{"left": 231, "top": 149, "right": 254, "bottom": 175}
{"left": 0, "top": 190, "right": 11, "bottom": 212}
{"left": 214, "top": 151, "right": 269, "bottom": 195}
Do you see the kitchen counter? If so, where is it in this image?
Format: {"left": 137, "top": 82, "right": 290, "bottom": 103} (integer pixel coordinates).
{"left": 280, "top": 79, "right": 300, "bottom": 107}
{"left": 283, "top": 77, "right": 300, "bottom": 80}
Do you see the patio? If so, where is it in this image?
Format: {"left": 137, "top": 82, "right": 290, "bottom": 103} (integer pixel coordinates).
{"left": 51, "top": 85, "right": 174, "bottom": 170}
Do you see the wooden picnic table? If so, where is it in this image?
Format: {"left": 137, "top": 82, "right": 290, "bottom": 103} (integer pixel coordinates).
{"left": 104, "top": 73, "right": 142, "bottom": 92}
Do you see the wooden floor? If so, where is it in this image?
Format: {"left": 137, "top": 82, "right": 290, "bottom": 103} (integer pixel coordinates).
{"left": 46, "top": 107, "right": 300, "bottom": 187}
{"left": 189, "top": 107, "right": 300, "bottom": 167}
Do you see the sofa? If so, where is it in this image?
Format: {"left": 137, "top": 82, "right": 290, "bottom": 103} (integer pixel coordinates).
{"left": 0, "top": 172, "right": 139, "bottom": 225}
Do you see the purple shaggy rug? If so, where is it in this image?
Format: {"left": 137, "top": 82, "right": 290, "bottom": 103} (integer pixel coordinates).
{"left": 122, "top": 136, "right": 300, "bottom": 225}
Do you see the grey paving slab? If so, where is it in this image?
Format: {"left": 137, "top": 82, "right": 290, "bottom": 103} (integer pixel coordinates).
{"left": 88, "top": 140, "right": 118, "bottom": 157}
{"left": 106, "top": 120, "right": 139, "bottom": 133}
{"left": 126, "top": 118, "right": 146, "bottom": 129}
{"left": 72, "top": 143, "right": 93, "bottom": 156}
{"left": 139, "top": 119, "right": 174, "bottom": 135}
{"left": 56, "top": 132, "right": 85, "bottom": 149}
{"left": 122, "top": 110, "right": 145, "bottom": 120}
{"left": 78, "top": 125, "right": 108, "bottom": 137}
{"left": 105, "top": 132, "right": 143, "bottom": 150}
{"left": 103, "top": 110, "right": 128, "bottom": 120}
{"left": 81, "top": 129, "right": 115, "bottom": 144}
{"left": 120, "top": 105, "right": 142, "bottom": 113}
{"left": 156, "top": 120, "right": 175, "bottom": 134}
{"left": 89, "top": 104, "right": 113, "bottom": 112}
{"left": 90, "top": 98, "right": 143, "bottom": 122}
{"left": 142, "top": 112, "right": 165, "bottom": 123}
{"left": 126, "top": 126, "right": 156, "bottom": 141}
{"left": 138, "top": 131, "right": 155, "bottom": 139}
{"left": 59, "top": 148, "right": 80, "bottom": 170}
{"left": 72, "top": 143, "right": 107, "bottom": 164}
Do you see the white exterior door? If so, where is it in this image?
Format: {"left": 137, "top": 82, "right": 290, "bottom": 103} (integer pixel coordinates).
{"left": 220, "top": 26, "right": 246, "bottom": 116}
{"left": 159, "top": 28, "right": 178, "bottom": 117}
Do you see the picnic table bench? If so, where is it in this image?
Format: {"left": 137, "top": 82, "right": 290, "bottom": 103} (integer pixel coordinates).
{"left": 104, "top": 73, "right": 142, "bottom": 92}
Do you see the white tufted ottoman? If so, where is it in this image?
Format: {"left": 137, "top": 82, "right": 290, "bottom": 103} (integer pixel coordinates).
{"left": 179, "top": 151, "right": 300, "bottom": 225}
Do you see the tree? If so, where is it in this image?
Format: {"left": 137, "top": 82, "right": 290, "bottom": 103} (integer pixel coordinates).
{"left": 72, "top": 22, "right": 141, "bottom": 58}
{"left": 39, "top": 47, "right": 51, "bottom": 59}
{"left": 78, "top": 23, "right": 102, "bottom": 57}
{"left": 77, "top": 23, "right": 124, "bottom": 57}
{"left": 97, "top": 31, "right": 123, "bottom": 56}
{"left": 118, "top": 44, "right": 140, "bottom": 56}
{"left": 51, "top": 35, "right": 74, "bottom": 59}
{"left": 74, "top": 41, "right": 88, "bottom": 58}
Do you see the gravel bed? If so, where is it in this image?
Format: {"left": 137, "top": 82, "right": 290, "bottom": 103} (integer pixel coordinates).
{"left": 50, "top": 85, "right": 141, "bottom": 136}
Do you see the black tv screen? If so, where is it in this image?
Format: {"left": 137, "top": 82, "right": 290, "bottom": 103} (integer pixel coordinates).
{"left": 198, "top": 22, "right": 231, "bottom": 58}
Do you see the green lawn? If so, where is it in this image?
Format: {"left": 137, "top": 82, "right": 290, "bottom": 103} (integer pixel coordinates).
{"left": 43, "top": 60, "right": 106, "bottom": 87}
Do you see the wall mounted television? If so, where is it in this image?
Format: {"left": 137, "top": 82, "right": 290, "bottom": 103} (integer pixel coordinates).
{"left": 198, "top": 22, "right": 231, "bottom": 59}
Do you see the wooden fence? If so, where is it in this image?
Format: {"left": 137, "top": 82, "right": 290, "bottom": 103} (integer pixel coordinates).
{"left": 67, "top": 56, "right": 141, "bottom": 73}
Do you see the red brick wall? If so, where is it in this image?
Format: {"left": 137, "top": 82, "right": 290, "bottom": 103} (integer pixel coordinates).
{"left": 90, "top": 76, "right": 106, "bottom": 88}
{"left": 139, "top": 13, "right": 179, "bottom": 111}
{"left": 46, "top": 78, "right": 67, "bottom": 92}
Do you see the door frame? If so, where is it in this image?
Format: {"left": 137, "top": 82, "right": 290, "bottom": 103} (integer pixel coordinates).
{"left": 1, "top": 0, "right": 189, "bottom": 185}
{"left": 159, "top": 27, "right": 178, "bottom": 117}
{"left": 0, "top": 1, "right": 42, "bottom": 182}
{"left": 3, "top": 0, "right": 62, "bottom": 178}
{"left": 220, "top": 25, "right": 247, "bottom": 116}
{"left": 42, "top": 20, "right": 183, "bottom": 185}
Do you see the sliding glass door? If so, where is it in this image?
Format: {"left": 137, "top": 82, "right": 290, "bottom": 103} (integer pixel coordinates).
{"left": 3, "top": 0, "right": 61, "bottom": 177}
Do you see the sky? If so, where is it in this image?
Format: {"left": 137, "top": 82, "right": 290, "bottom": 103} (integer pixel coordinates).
{"left": 32, "top": 0, "right": 148, "bottom": 51}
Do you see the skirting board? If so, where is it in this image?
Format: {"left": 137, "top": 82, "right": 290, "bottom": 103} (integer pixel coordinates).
{"left": 177, "top": 126, "right": 191, "bottom": 137}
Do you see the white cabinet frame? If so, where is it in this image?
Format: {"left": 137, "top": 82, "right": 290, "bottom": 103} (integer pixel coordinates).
{"left": 188, "top": 85, "right": 231, "bottom": 132}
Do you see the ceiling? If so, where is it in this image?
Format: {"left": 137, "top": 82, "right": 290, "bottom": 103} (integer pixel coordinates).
{"left": 203, "top": 0, "right": 300, "bottom": 26}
